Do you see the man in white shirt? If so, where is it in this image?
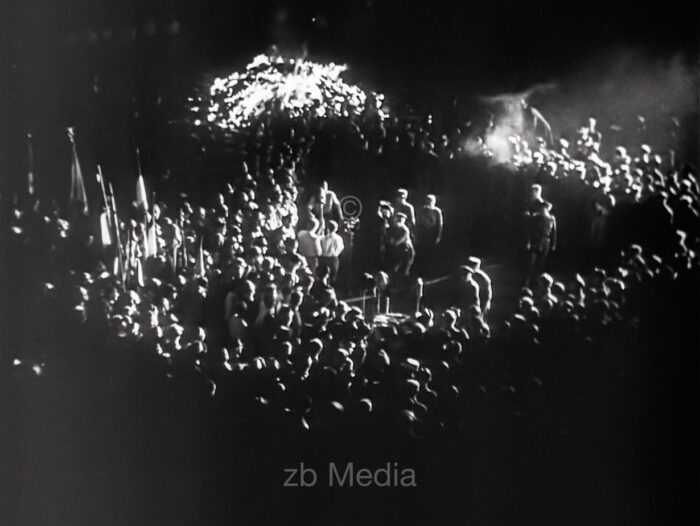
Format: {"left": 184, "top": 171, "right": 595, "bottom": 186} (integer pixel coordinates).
{"left": 319, "top": 220, "right": 345, "bottom": 283}
{"left": 297, "top": 215, "right": 323, "bottom": 273}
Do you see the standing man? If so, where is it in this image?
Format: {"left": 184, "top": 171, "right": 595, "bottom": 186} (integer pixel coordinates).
{"left": 307, "top": 180, "right": 343, "bottom": 232}
{"left": 376, "top": 200, "right": 394, "bottom": 269}
{"left": 465, "top": 257, "right": 492, "bottom": 317}
{"left": 415, "top": 194, "right": 443, "bottom": 275}
{"left": 297, "top": 216, "right": 323, "bottom": 274}
{"left": 319, "top": 180, "right": 344, "bottom": 228}
{"left": 319, "top": 220, "right": 345, "bottom": 283}
{"left": 525, "top": 183, "right": 545, "bottom": 216}
{"left": 416, "top": 194, "right": 443, "bottom": 245}
{"left": 392, "top": 188, "right": 416, "bottom": 231}
{"left": 526, "top": 200, "right": 557, "bottom": 283}
{"left": 453, "top": 265, "right": 481, "bottom": 322}
{"left": 383, "top": 212, "right": 415, "bottom": 277}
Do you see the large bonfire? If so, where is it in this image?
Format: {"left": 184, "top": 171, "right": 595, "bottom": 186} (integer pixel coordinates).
{"left": 191, "top": 54, "right": 388, "bottom": 131}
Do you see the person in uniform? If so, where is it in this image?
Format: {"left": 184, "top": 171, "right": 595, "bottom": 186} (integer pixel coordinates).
{"left": 465, "top": 256, "right": 492, "bottom": 317}
{"left": 415, "top": 194, "right": 444, "bottom": 276}
{"left": 416, "top": 194, "right": 443, "bottom": 246}
{"left": 307, "top": 180, "right": 343, "bottom": 232}
{"left": 376, "top": 200, "right": 394, "bottom": 268}
{"left": 526, "top": 200, "right": 557, "bottom": 283}
{"left": 453, "top": 265, "right": 481, "bottom": 324}
{"left": 525, "top": 183, "right": 545, "bottom": 216}
{"left": 392, "top": 188, "right": 416, "bottom": 231}
{"left": 383, "top": 212, "right": 415, "bottom": 277}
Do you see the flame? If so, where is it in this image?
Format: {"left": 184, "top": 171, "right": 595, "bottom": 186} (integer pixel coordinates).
{"left": 194, "top": 54, "right": 387, "bottom": 131}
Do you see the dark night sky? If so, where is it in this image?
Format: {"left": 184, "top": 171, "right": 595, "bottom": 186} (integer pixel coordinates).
{"left": 1, "top": 0, "right": 697, "bottom": 175}
{"left": 3, "top": 0, "right": 697, "bottom": 84}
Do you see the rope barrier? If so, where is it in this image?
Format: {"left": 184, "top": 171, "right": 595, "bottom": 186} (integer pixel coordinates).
{"left": 340, "top": 273, "right": 453, "bottom": 304}
{"left": 423, "top": 274, "right": 453, "bottom": 286}
{"left": 344, "top": 293, "right": 377, "bottom": 304}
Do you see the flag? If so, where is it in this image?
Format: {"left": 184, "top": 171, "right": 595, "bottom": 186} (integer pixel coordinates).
{"left": 136, "top": 174, "right": 149, "bottom": 213}
{"left": 141, "top": 224, "right": 149, "bottom": 260}
{"left": 108, "top": 182, "right": 126, "bottom": 289}
{"left": 100, "top": 212, "right": 112, "bottom": 247}
{"left": 125, "top": 227, "right": 133, "bottom": 283}
{"left": 143, "top": 191, "right": 158, "bottom": 259}
{"left": 68, "top": 128, "right": 89, "bottom": 215}
{"left": 135, "top": 258, "right": 145, "bottom": 289}
{"left": 96, "top": 167, "right": 113, "bottom": 248}
{"left": 147, "top": 215, "right": 158, "bottom": 258}
{"left": 195, "top": 237, "right": 205, "bottom": 277}
{"left": 96, "top": 166, "right": 112, "bottom": 228}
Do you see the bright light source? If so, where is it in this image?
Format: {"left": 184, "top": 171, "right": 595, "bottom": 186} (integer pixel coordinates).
{"left": 193, "top": 54, "right": 387, "bottom": 131}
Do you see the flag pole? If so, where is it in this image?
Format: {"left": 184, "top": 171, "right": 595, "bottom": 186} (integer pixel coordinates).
{"left": 179, "top": 214, "right": 187, "bottom": 270}
{"left": 96, "top": 165, "right": 112, "bottom": 228}
{"left": 149, "top": 191, "right": 158, "bottom": 257}
{"left": 125, "top": 226, "right": 132, "bottom": 288}
{"left": 26, "top": 131, "right": 35, "bottom": 196}
{"left": 67, "top": 127, "right": 89, "bottom": 216}
{"left": 196, "top": 235, "right": 205, "bottom": 277}
{"left": 108, "top": 182, "right": 126, "bottom": 290}
{"left": 136, "top": 147, "right": 143, "bottom": 177}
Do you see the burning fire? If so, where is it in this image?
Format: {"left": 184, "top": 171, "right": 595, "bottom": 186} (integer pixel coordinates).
{"left": 192, "top": 54, "right": 387, "bottom": 131}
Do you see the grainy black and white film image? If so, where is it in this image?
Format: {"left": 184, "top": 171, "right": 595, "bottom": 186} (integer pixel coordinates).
{"left": 1, "top": 1, "right": 698, "bottom": 525}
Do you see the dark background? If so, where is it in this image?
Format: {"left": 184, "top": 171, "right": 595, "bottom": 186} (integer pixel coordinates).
{"left": 1, "top": 0, "right": 698, "bottom": 130}
{"left": 1, "top": 0, "right": 698, "bottom": 200}
{"left": 0, "top": 2, "right": 698, "bottom": 525}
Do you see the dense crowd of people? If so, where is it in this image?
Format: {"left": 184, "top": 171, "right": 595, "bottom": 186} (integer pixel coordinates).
{"left": 5, "top": 88, "right": 699, "bottom": 441}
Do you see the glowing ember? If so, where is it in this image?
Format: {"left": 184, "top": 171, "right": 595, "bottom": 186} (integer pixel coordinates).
{"left": 193, "top": 54, "right": 387, "bottom": 131}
